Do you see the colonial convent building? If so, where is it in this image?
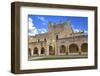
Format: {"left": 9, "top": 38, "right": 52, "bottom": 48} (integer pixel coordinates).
{"left": 28, "top": 21, "right": 88, "bottom": 56}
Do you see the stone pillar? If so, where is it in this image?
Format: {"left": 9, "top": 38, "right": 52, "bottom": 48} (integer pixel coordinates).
{"left": 66, "top": 46, "right": 69, "bottom": 55}
{"left": 56, "top": 45, "right": 59, "bottom": 56}
{"left": 44, "top": 47, "right": 46, "bottom": 56}
{"left": 58, "top": 46, "right": 60, "bottom": 55}
{"left": 55, "top": 45, "right": 57, "bottom": 56}
{"left": 67, "top": 46, "right": 69, "bottom": 55}
{"left": 46, "top": 46, "right": 49, "bottom": 56}
{"left": 79, "top": 45, "right": 81, "bottom": 55}
{"left": 31, "top": 49, "right": 33, "bottom": 56}
{"left": 38, "top": 48, "right": 41, "bottom": 56}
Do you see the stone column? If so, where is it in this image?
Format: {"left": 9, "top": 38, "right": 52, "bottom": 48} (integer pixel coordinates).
{"left": 67, "top": 46, "right": 69, "bottom": 55}
{"left": 38, "top": 48, "right": 41, "bottom": 56}
{"left": 46, "top": 46, "right": 49, "bottom": 56}
{"left": 58, "top": 46, "right": 60, "bottom": 55}
{"left": 55, "top": 45, "right": 57, "bottom": 56}
{"left": 56, "top": 45, "right": 59, "bottom": 56}
{"left": 31, "top": 49, "right": 33, "bottom": 56}
{"left": 79, "top": 45, "right": 81, "bottom": 55}
{"left": 66, "top": 46, "right": 69, "bottom": 55}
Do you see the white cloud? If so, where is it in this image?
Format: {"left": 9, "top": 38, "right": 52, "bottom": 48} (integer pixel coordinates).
{"left": 28, "top": 18, "right": 38, "bottom": 36}
{"left": 73, "top": 28, "right": 80, "bottom": 32}
{"left": 29, "top": 17, "right": 33, "bottom": 22}
{"left": 73, "top": 28, "right": 88, "bottom": 34}
{"left": 38, "top": 16, "right": 45, "bottom": 22}
{"left": 38, "top": 28, "right": 47, "bottom": 34}
{"left": 28, "top": 18, "right": 47, "bottom": 36}
{"left": 38, "top": 16, "right": 47, "bottom": 25}
{"left": 84, "top": 30, "right": 88, "bottom": 34}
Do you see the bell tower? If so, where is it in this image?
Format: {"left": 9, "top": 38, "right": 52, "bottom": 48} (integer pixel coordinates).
{"left": 64, "top": 19, "right": 73, "bottom": 33}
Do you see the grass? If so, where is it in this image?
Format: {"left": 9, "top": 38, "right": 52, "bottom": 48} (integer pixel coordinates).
{"left": 28, "top": 55, "right": 88, "bottom": 61}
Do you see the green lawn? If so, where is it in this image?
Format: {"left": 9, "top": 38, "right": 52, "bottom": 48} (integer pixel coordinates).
{"left": 28, "top": 55, "right": 88, "bottom": 61}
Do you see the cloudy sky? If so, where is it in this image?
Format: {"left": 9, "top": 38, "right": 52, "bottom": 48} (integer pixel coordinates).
{"left": 28, "top": 15, "right": 88, "bottom": 36}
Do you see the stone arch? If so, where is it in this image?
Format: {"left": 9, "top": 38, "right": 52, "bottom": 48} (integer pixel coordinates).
{"left": 81, "top": 43, "right": 88, "bottom": 52}
{"left": 69, "top": 44, "right": 79, "bottom": 53}
{"left": 41, "top": 47, "right": 45, "bottom": 54}
{"left": 60, "top": 45, "right": 66, "bottom": 53}
{"left": 28, "top": 48, "right": 31, "bottom": 56}
{"left": 33, "top": 47, "right": 38, "bottom": 55}
{"left": 49, "top": 46, "right": 55, "bottom": 55}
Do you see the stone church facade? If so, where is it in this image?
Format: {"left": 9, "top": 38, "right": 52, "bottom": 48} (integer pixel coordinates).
{"left": 28, "top": 21, "right": 88, "bottom": 57}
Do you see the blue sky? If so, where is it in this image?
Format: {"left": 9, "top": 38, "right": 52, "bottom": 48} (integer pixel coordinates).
{"left": 28, "top": 15, "right": 88, "bottom": 36}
